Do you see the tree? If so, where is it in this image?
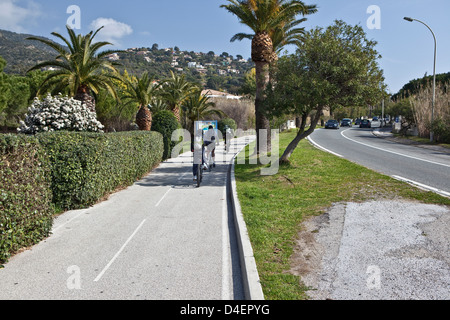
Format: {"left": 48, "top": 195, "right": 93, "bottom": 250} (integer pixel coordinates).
{"left": 26, "top": 25, "right": 122, "bottom": 117}
{"left": 95, "top": 69, "right": 138, "bottom": 132}
{"left": 240, "top": 68, "right": 256, "bottom": 98}
{"left": 160, "top": 71, "right": 196, "bottom": 123}
{"left": 0, "top": 56, "right": 10, "bottom": 116}
{"left": 271, "top": 15, "right": 310, "bottom": 54}
{"left": 122, "top": 72, "right": 159, "bottom": 131}
{"left": 182, "top": 90, "right": 226, "bottom": 134}
{"left": 221, "top": 0, "right": 317, "bottom": 153}
{"left": 266, "top": 20, "right": 386, "bottom": 163}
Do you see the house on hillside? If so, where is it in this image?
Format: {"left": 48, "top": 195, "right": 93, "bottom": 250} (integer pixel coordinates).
{"left": 106, "top": 53, "right": 120, "bottom": 61}
{"left": 202, "top": 90, "right": 242, "bottom": 100}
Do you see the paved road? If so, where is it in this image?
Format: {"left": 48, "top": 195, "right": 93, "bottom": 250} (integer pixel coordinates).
{"left": 0, "top": 136, "right": 254, "bottom": 300}
{"left": 309, "top": 122, "right": 450, "bottom": 196}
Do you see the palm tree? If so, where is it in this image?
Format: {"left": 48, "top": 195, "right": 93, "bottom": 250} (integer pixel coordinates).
{"left": 271, "top": 16, "right": 309, "bottom": 54}
{"left": 149, "top": 98, "right": 169, "bottom": 114}
{"left": 182, "top": 90, "right": 226, "bottom": 135}
{"left": 122, "top": 72, "right": 159, "bottom": 131}
{"left": 160, "top": 71, "right": 196, "bottom": 123}
{"left": 221, "top": 0, "right": 317, "bottom": 152}
{"left": 26, "top": 25, "right": 122, "bottom": 117}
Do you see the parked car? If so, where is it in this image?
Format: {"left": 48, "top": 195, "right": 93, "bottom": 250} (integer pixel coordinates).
{"left": 325, "top": 119, "right": 340, "bottom": 129}
{"left": 341, "top": 118, "right": 352, "bottom": 127}
{"left": 355, "top": 118, "right": 362, "bottom": 126}
{"left": 360, "top": 119, "right": 371, "bottom": 128}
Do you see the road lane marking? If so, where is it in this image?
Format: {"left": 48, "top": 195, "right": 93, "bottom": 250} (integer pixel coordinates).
{"left": 222, "top": 185, "right": 231, "bottom": 300}
{"left": 177, "top": 170, "right": 190, "bottom": 181}
{"left": 307, "top": 135, "right": 344, "bottom": 158}
{"left": 52, "top": 210, "right": 87, "bottom": 232}
{"left": 392, "top": 175, "right": 450, "bottom": 198}
{"left": 155, "top": 187, "right": 173, "bottom": 207}
{"left": 94, "top": 219, "right": 147, "bottom": 282}
{"left": 341, "top": 129, "right": 450, "bottom": 168}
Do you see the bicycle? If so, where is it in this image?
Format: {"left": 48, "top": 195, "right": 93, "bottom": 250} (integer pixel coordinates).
{"left": 196, "top": 159, "right": 203, "bottom": 188}
{"left": 204, "top": 147, "right": 213, "bottom": 172}
{"left": 195, "top": 143, "right": 215, "bottom": 187}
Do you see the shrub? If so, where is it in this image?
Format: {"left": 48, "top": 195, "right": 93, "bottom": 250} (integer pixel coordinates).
{"left": 18, "top": 94, "right": 104, "bottom": 134}
{"left": 151, "top": 110, "right": 179, "bottom": 159}
{"left": 37, "top": 131, "right": 164, "bottom": 210}
{"left": 431, "top": 117, "right": 450, "bottom": 143}
{"left": 0, "top": 134, "right": 53, "bottom": 264}
{"left": 218, "top": 118, "right": 237, "bottom": 135}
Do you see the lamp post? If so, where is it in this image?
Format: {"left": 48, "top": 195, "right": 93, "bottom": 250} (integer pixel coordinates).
{"left": 403, "top": 17, "right": 437, "bottom": 142}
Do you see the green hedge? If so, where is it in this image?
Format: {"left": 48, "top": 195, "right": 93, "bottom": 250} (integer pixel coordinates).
{"left": 152, "top": 110, "right": 179, "bottom": 160}
{"left": 0, "top": 134, "right": 53, "bottom": 264}
{"left": 37, "top": 131, "right": 164, "bottom": 210}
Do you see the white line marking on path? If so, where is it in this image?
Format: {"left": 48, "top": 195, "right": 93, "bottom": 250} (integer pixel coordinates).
{"left": 52, "top": 210, "right": 87, "bottom": 232}
{"left": 155, "top": 187, "right": 172, "bottom": 207}
{"left": 177, "top": 170, "right": 190, "bottom": 181}
{"left": 307, "top": 135, "right": 344, "bottom": 158}
{"left": 94, "top": 219, "right": 147, "bottom": 282}
{"left": 392, "top": 175, "right": 450, "bottom": 198}
{"left": 341, "top": 129, "right": 450, "bottom": 168}
{"left": 221, "top": 185, "right": 231, "bottom": 300}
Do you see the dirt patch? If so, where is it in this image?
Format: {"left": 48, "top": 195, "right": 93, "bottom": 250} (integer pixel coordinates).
{"left": 289, "top": 201, "right": 450, "bottom": 300}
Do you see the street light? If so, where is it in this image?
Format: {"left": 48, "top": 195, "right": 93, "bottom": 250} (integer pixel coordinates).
{"left": 403, "top": 17, "right": 437, "bottom": 142}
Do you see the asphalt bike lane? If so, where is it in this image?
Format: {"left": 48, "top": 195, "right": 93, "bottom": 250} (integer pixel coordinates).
{"left": 0, "top": 136, "right": 255, "bottom": 300}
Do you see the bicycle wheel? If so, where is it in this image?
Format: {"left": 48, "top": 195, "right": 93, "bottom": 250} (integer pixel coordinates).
{"left": 208, "top": 152, "right": 213, "bottom": 172}
{"left": 197, "top": 164, "right": 202, "bottom": 188}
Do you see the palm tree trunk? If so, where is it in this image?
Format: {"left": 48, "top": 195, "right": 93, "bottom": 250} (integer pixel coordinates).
{"left": 136, "top": 104, "right": 152, "bottom": 131}
{"left": 172, "top": 106, "right": 181, "bottom": 123}
{"left": 255, "top": 61, "right": 271, "bottom": 154}
{"left": 75, "top": 85, "right": 96, "bottom": 115}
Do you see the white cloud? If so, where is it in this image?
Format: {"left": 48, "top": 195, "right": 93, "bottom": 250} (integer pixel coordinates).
{"left": 90, "top": 18, "right": 133, "bottom": 46}
{"left": 0, "top": 0, "right": 42, "bottom": 32}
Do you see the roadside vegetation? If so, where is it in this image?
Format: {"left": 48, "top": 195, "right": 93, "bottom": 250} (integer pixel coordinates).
{"left": 389, "top": 79, "right": 450, "bottom": 144}
{"left": 234, "top": 130, "right": 450, "bottom": 300}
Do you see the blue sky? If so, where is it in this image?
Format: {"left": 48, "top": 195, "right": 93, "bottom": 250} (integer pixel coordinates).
{"left": 0, "top": 0, "right": 448, "bottom": 94}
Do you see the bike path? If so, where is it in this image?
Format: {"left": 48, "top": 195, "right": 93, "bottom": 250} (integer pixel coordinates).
{"left": 0, "top": 136, "right": 254, "bottom": 300}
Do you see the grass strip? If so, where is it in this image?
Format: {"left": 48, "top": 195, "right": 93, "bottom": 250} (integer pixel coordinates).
{"left": 234, "top": 131, "right": 450, "bottom": 300}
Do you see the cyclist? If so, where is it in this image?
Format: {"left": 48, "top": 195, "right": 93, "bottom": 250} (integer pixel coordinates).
{"left": 191, "top": 129, "right": 204, "bottom": 181}
{"left": 224, "top": 125, "right": 232, "bottom": 152}
{"left": 203, "top": 125, "right": 216, "bottom": 169}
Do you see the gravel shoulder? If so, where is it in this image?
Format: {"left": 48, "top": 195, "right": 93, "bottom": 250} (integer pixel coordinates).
{"left": 290, "top": 200, "right": 450, "bottom": 300}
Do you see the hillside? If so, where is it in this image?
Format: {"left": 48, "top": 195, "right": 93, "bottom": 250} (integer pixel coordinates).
{"left": 0, "top": 29, "right": 58, "bottom": 75}
{"left": 392, "top": 72, "right": 450, "bottom": 101}
{"left": 0, "top": 29, "right": 254, "bottom": 94}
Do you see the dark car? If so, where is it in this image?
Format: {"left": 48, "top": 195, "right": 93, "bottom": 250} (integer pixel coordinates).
{"left": 359, "top": 119, "right": 371, "bottom": 128}
{"left": 355, "top": 118, "right": 362, "bottom": 126}
{"left": 341, "top": 118, "right": 352, "bottom": 127}
{"left": 325, "top": 119, "right": 340, "bottom": 129}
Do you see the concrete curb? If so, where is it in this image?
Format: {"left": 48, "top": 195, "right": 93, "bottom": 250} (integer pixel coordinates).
{"left": 226, "top": 141, "right": 265, "bottom": 301}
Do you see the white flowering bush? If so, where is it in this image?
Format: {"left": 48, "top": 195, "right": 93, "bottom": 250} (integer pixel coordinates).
{"left": 18, "top": 94, "right": 104, "bottom": 134}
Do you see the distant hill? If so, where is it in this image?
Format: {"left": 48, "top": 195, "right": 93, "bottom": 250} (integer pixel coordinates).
{"left": 0, "top": 29, "right": 58, "bottom": 74}
{"left": 0, "top": 29, "right": 254, "bottom": 94}
{"left": 392, "top": 72, "right": 450, "bottom": 101}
